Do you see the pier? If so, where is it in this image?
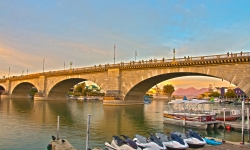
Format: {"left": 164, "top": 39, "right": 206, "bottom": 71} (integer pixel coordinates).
{"left": 222, "top": 120, "right": 250, "bottom": 131}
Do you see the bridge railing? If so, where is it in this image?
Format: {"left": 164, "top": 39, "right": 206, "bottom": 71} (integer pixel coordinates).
{"left": 1, "top": 52, "right": 249, "bottom": 81}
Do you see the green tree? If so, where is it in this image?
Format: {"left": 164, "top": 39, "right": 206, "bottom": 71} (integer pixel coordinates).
{"left": 225, "top": 89, "right": 237, "bottom": 98}
{"left": 75, "top": 86, "right": 82, "bottom": 93}
{"left": 162, "top": 84, "right": 175, "bottom": 98}
{"left": 29, "top": 87, "right": 38, "bottom": 96}
{"left": 208, "top": 92, "right": 220, "bottom": 97}
{"left": 74, "top": 82, "right": 86, "bottom": 95}
{"left": 80, "top": 82, "right": 87, "bottom": 95}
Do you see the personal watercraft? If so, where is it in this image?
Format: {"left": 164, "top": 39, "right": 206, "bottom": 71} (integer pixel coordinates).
{"left": 133, "top": 132, "right": 167, "bottom": 150}
{"left": 172, "top": 130, "right": 206, "bottom": 148}
{"left": 203, "top": 138, "right": 222, "bottom": 145}
{"left": 156, "top": 132, "right": 189, "bottom": 150}
{"left": 105, "top": 135, "right": 138, "bottom": 150}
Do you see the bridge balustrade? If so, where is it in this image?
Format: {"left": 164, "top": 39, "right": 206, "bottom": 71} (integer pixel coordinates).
{"left": 0, "top": 52, "right": 249, "bottom": 82}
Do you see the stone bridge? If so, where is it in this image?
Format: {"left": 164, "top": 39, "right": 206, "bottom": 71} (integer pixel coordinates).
{"left": 0, "top": 52, "right": 249, "bottom": 105}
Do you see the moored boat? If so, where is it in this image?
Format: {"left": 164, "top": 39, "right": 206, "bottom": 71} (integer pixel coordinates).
{"left": 156, "top": 132, "right": 189, "bottom": 150}
{"left": 213, "top": 108, "right": 240, "bottom": 121}
{"left": 133, "top": 133, "right": 167, "bottom": 150}
{"left": 173, "top": 130, "right": 206, "bottom": 148}
{"left": 163, "top": 100, "right": 221, "bottom": 129}
{"left": 203, "top": 138, "right": 222, "bottom": 145}
{"left": 144, "top": 95, "right": 152, "bottom": 104}
{"left": 234, "top": 98, "right": 250, "bottom": 105}
{"left": 105, "top": 135, "right": 139, "bottom": 150}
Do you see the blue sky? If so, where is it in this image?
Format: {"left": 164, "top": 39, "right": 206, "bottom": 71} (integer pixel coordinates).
{"left": 0, "top": 0, "right": 249, "bottom": 88}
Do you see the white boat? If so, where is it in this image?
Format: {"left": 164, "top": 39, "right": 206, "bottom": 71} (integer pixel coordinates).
{"left": 85, "top": 96, "right": 99, "bottom": 100}
{"left": 163, "top": 100, "right": 221, "bottom": 129}
{"left": 213, "top": 108, "right": 240, "bottom": 121}
{"left": 77, "top": 96, "right": 85, "bottom": 100}
{"left": 172, "top": 130, "right": 206, "bottom": 148}
{"left": 133, "top": 133, "right": 167, "bottom": 150}
{"left": 156, "top": 132, "right": 189, "bottom": 150}
{"left": 144, "top": 95, "right": 152, "bottom": 104}
{"left": 105, "top": 135, "right": 139, "bottom": 150}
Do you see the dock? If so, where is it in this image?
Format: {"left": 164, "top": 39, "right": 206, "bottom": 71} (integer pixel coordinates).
{"left": 164, "top": 118, "right": 221, "bottom": 130}
{"left": 221, "top": 120, "right": 250, "bottom": 131}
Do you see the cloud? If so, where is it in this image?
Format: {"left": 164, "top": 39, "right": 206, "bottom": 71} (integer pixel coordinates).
{"left": 0, "top": 43, "right": 44, "bottom": 75}
{"left": 0, "top": 0, "right": 249, "bottom": 85}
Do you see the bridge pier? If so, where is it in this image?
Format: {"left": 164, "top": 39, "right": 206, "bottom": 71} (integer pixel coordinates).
{"left": 103, "top": 68, "right": 144, "bottom": 105}
{"left": 34, "top": 91, "right": 68, "bottom": 100}
{"left": 0, "top": 91, "right": 10, "bottom": 99}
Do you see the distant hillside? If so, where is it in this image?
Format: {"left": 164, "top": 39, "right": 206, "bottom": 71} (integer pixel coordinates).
{"left": 173, "top": 87, "right": 208, "bottom": 96}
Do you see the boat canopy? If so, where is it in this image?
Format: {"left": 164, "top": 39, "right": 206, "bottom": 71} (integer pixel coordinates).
{"left": 169, "top": 100, "right": 212, "bottom": 104}
{"left": 185, "top": 100, "right": 213, "bottom": 104}
{"left": 167, "top": 99, "right": 214, "bottom": 114}
{"left": 169, "top": 100, "right": 187, "bottom": 104}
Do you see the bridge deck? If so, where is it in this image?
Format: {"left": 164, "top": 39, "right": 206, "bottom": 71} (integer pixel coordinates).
{"left": 0, "top": 52, "right": 249, "bottom": 81}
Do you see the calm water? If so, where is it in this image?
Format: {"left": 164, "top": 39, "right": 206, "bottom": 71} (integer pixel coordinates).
{"left": 0, "top": 98, "right": 249, "bottom": 150}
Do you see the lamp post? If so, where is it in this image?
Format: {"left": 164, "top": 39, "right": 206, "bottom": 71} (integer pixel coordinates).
{"left": 135, "top": 51, "right": 137, "bottom": 62}
{"left": 70, "top": 62, "right": 73, "bottom": 69}
{"left": 27, "top": 69, "right": 28, "bottom": 75}
{"left": 114, "top": 44, "right": 116, "bottom": 64}
{"left": 173, "top": 48, "right": 175, "bottom": 60}
{"left": 22, "top": 70, "right": 24, "bottom": 76}
{"left": 8, "top": 67, "right": 10, "bottom": 78}
{"left": 43, "top": 58, "right": 45, "bottom": 73}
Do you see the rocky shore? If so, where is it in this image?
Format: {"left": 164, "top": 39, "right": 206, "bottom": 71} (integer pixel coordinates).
{"left": 189, "top": 137, "right": 250, "bottom": 150}
{"left": 48, "top": 137, "right": 250, "bottom": 150}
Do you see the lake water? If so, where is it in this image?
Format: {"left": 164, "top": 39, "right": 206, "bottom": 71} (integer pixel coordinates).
{"left": 0, "top": 98, "right": 249, "bottom": 150}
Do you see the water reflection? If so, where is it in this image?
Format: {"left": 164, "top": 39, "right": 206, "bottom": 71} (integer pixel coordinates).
{"left": 0, "top": 98, "right": 249, "bottom": 150}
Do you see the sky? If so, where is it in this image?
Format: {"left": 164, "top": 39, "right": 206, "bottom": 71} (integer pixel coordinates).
{"left": 0, "top": 0, "right": 249, "bottom": 89}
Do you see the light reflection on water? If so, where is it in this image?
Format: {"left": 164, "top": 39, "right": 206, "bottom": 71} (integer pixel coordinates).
{"left": 0, "top": 98, "right": 249, "bottom": 150}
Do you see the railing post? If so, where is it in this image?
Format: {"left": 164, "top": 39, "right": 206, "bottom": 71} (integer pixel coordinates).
{"left": 247, "top": 108, "right": 250, "bottom": 143}
{"left": 242, "top": 99, "right": 245, "bottom": 145}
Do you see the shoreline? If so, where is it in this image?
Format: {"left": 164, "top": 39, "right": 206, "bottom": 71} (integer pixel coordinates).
{"left": 191, "top": 137, "right": 250, "bottom": 150}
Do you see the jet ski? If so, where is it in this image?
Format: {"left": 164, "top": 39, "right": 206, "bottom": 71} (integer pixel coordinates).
{"left": 203, "top": 138, "right": 222, "bottom": 145}
{"left": 172, "top": 130, "right": 206, "bottom": 148}
{"left": 133, "top": 132, "right": 167, "bottom": 150}
{"left": 156, "top": 133, "right": 189, "bottom": 150}
{"left": 105, "top": 135, "right": 138, "bottom": 150}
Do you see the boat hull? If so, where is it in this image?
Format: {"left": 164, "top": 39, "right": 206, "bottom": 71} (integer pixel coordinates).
{"left": 216, "top": 116, "right": 237, "bottom": 121}
{"left": 186, "top": 143, "right": 205, "bottom": 148}
{"left": 204, "top": 138, "right": 222, "bottom": 145}
{"left": 163, "top": 141, "right": 188, "bottom": 150}
{"left": 166, "top": 147, "right": 187, "bottom": 150}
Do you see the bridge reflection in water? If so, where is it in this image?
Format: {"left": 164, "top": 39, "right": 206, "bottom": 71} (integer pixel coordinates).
{"left": 0, "top": 98, "right": 249, "bottom": 149}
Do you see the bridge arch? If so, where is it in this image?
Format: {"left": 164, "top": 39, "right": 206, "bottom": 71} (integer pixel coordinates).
{"left": 0, "top": 85, "right": 5, "bottom": 94}
{"left": 0, "top": 84, "right": 6, "bottom": 91}
{"left": 121, "top": 63, "right": 250, "bottom": 102}
{"left": 11, "top": 82, "right": 37, "bottom": 98}
{"left": 46, "top": 73, "right": 108, "bottom": 99}
{"left": 47, "top": 78, "right": 86, "bottom": 98}
{"left": 0, "top": 85, "right": 5, "bottom": 90}
{"left": 123, "top": 72, "right": 214, "bottom": 101}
